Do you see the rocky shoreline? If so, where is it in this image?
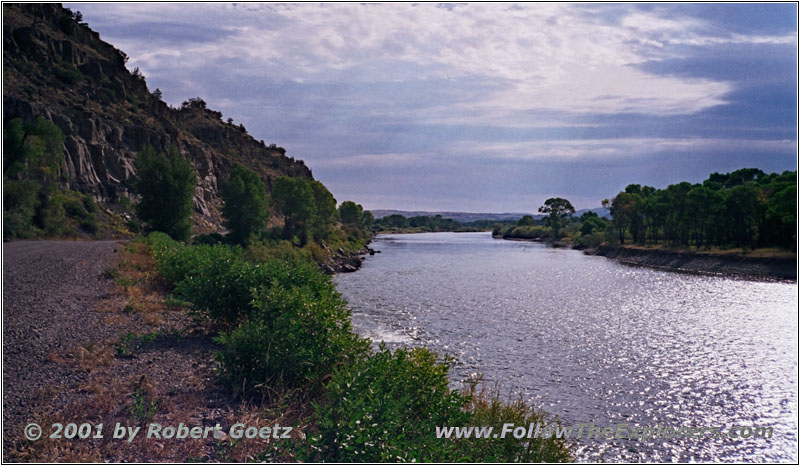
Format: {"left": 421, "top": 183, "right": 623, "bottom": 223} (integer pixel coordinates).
{"left": 319, "top": 245, "right": 378, "bottom": 274}
{"left": 586, "top": 245, "right": 796, "bottom": 281}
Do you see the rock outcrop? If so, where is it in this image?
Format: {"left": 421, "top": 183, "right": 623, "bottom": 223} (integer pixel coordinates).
{"left": 3, "top": 3, "right": 313, "bottom": 231}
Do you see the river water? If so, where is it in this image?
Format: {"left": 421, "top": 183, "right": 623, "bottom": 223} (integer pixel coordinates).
{"left": 334, "top": 232, "right": 798, "bottom": 462}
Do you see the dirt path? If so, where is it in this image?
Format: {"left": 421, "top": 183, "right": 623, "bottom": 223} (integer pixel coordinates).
{"left": 2, "top": 240, "right": 282, "bottom": 462}
{"left": 3, "top": 240, "right": 123, "bottom": 444}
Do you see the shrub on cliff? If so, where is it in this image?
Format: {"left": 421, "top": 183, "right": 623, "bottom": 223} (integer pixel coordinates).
{"left": 134, "top": 146, "right": 196, "bottom": 241}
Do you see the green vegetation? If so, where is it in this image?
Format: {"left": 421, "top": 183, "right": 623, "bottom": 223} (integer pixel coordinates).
{"left": 145, "top": 232, "right": 572, "bottom": 462}
{"left": 376, "top": 213, "right": 459, "bottom": 232}
{"left": 538, "top": 198, "right": 575, "bottom": 239}
{"left": 133, "top": 146, "right": 197, "bottom": 241}
{"left": 3, "top": 117, "right": 103, "bottom": 239}
{"left": 496, "top": 168, "right": 796, "bottom": 253}
{"left": 220, "top": 164, "right": 269, "bottom": 245}
{"left": 272, "top": 176, "right": 316, "bottom": 245}
{"left": 606, "top": 168, "right": 796, "bottom": 250}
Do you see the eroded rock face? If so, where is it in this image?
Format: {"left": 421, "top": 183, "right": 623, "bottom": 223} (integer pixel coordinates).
{"left": 3, "top": 3, "right": 313, "bottom": 230}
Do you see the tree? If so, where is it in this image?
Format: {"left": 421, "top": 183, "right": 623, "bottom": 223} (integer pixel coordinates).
{"left": 538, "top": 197, "right": 575, "bottom": 238}
{"left": 517, "top": 215, "right": 536, "bottom": 226}
{"left": 338, "top": 201, "right": 363, "bottom": 226}
{"left": 360, "top": 210, "right": 374, "bottom": 230}
{"left": 609, "top": 193, "right": 635, "bottom": 244}
{"left": 134, "top": 146, "right": 196, "bottom": 241}
{"left": 308, "top": 180, "right": 338, "bottom": 242}
{"left": 221, "top": 164, "right": 269, "bottom": 245}
{"left": 272, "top": 176, "right": 315, "bottom": 244}
{"left": 153, "top": 88, "right": 163, "bottom": 100}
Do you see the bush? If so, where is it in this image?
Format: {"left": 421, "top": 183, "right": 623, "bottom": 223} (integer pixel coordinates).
{"left": 576, "top": 231, "right": 605, "bottom": 249}
{"left": 3, "top": 179, "right": 39, "bottom": 239}
{"left": 82, "top": 195, "right": 97, "bottom": 213}
{"left": 503, "top": 225, "right": 550, "bottom": 240}
{"left": 80, "top": 217, "right": 99, "bottom": 234}
{"left": 459, "top": 384, "right": 573, "bottom": 462}
{"left": 55, "top": 64, "right": 83, "bottom": 84}
{"left": 193, "top": 232, "right": 225, "bottom": 246}
{"left": 292, "top": 346, "right": 573, "bottom": 463}
{"left": 215, "top": 283, "right": 368, "bottom": 394}
{"left": 38, "top": 196, "right": 67, "bottom": 235}
{"left": 134, "top": 146, "right": 197, "bottom": 241}
{"left": 243, "top": 239, "right": 313, "bottom": 266}
{"left": 172, "top": 246, "right": 262, "bottom": 325}
{"left": 63, "top": 196, "right": 89, "bottom": 219}
{"left": 126, "top": 218, "right": 141, "bottom": 233}
{"left": 298, "top": 346, "right": 471, "bottom": 462}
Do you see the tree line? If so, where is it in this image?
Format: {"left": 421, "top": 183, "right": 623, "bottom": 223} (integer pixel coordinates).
{"left": 606, "top": 168, "right": 795, "bottom": 250}
{"left": 134, "top": 146, "right": 373, "bottom": 248}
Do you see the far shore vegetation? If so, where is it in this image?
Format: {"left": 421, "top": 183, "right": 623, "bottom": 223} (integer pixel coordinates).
{"left": 495, "top": 168, "right": 796, "bottom": 256}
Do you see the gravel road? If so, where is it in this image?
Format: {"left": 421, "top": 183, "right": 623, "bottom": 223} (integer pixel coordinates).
{"left": 2, "top": 240, "right": 122, "bottom": 446}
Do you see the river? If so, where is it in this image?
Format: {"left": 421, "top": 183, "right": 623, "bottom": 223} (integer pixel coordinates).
{"left": 334, "top": 232, "right": 798, "bottom": 462}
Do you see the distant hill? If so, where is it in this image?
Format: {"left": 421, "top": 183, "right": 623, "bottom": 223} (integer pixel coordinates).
{"left": 371, "top": 207, "right": 610, "bottom": 223}
{"left": 370, "top": 210, "right": 532, "bottom": 223}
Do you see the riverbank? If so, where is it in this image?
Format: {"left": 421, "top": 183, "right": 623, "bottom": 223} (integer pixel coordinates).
{"left": 587, "top": 244, "right": 796, "bottom": 280}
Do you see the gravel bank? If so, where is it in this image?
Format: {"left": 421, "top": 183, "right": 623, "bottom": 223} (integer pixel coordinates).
{"left": 2, "top": 240, "right": 121, "bottom": 447}
{"left": 588, "top": 244, "right": 796, "bottom": 280}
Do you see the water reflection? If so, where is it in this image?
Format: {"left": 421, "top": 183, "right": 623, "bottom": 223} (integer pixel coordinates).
{"left": 335, "top": 232, "right": 798, "bottom": 462}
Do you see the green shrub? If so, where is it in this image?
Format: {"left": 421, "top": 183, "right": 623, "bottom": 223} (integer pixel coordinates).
{"left": 3, "top": 179, "right": 39, "bottom": 239}
{"left": 126, "top": 218, "right": 141, "bottom": 233}
{"left": 457, "top": 383, "right": 573, "bottom": 462}
{"left": 297, "top": 346, "right": 471, "bottom": 462}
{"left": 63, "top": 196, "right": 89, "bottom": 219}
{"left": 503, "top": 225, "right": 550, "bottom": 240}
{"left": 55, "top": 64, "right": 83, "bottom": 84}
{"left": 172, "top": 246, "right": 262, "bottom": 325}
{"left": 243, "top": 239, "right": 313, "bottom": 266}
{"left": 211, "top": 259, "right": 368, "bottom": 394}
{"left": 38, "top": 196, "right": 67, "bottom": 235}
{"left": 193, "top": 232, "right": 225, "bottom": 246}
{"left": 82, "top": 195, "right": 97, "bottom": 213}
{"left": 576, "top": 231, "right": 605, "bottom": 249}
{"left": 80, "top": 217, "right": 99, "bottom": 234}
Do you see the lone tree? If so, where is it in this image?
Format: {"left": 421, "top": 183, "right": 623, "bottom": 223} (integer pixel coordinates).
{"left": 272, "top": 176, "right": 316, "bottom": 245}
{"left": 538, "top": 197, "right": 575, "bottom": 239}
{"left": 134, "top": 146, "right": 196, "bottom": 241}
{"left": 220, "top": 164, "right": 269, "bottom": 245}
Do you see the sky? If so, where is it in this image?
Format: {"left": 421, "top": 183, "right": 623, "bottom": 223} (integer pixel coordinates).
{"left": 67, "top": 2, "right": 798, "bottom": 212}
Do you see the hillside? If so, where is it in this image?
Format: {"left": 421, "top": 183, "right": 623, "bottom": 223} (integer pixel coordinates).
{"left": 3, "top": 3, "right": 312, "bottom": 232}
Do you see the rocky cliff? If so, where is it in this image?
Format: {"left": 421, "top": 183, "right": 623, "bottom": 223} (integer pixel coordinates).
{"left": 3, "top": 3, "right": 313, "bottom": 231}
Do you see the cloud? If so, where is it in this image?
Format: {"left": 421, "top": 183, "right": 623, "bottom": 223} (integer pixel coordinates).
{"left": 65, "top": 3, "right": 797, "bottom": 211}
{"left": 451, "top": 137, "right": 797, "bottom": 161}
{"left": 69, "top": 2, "right": 790, "bottom": 117}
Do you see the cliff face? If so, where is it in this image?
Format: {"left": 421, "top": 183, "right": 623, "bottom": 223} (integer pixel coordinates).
{"left": 3, "top": 3, "right": 313, "bottom": 231}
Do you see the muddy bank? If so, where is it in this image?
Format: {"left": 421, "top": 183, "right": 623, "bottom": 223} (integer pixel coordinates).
{"left": 587, "top": 245, "right": 796, "bottom": 280}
